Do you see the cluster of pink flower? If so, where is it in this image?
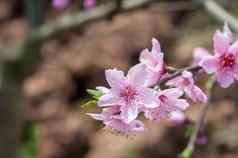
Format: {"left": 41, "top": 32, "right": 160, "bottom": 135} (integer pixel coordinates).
{"left": 52, "top": 0, "right": 96, "bottom": 10}
{"left": 88, "top": 24, "right": 238, "bottom": 133}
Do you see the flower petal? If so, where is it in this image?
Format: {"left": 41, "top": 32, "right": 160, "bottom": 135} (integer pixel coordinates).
{"left": 229, "top": 40, "right": 238, "bottom": 57}
{"left": 193, "top": 86, "right": 207, "bottom": 103}
{"left": 127, "top": 63, "right": 149, "bottom": 88}
{"left": 52, "top": 0, "right": 70, "bottom": 9}
{"left": 172, "top": 99, "right": 189, "bottom": 110}
{"left": 140, "top": 88, "right": 158, "bottom": 108}
{"left": 151, "top": 53, "right": 164, "bottom": 72}
{"left": 185, "top": 86, "right": 207, "bottom": 103}
{"left": 223, "top": 23, "right": 233, "bottom": 43}
{"left": 193, "top": 47, "right": 210, "bottom": 64}
{"left": 166, "top": 76, "right": 183, "bottom": 87}
{"left": 84, "top": 0, "right": 96, "bottom": 9}
{"left": 103, "top": 106, "right": 121, "bottom": 114}
{"left": 144, "top": 108, "right": 162, "bottom": 122}
{"left": 120, "top": 104, "right": 139, "bottom": 123}
{"left": 129, "top": 120, "right": 145, "bottom": 131}
{"left": 213, "top": 30, "right": 229, "bottom": 55}
{"left": 97, "top": 93, "right": 124, "bottom": 107}
{"left": 199, "top": 56, "right": 218, "bottom": 74}
{"left": 87, "top": 113, "right": 104, "bottom": 120}
{"left": 232, "top": 64, "right": 238, "bottom": 80}
{"left": 161, "top": 88, "right": 184, "bottom": 99}
{"left": 139, "top": 49, "right": 155, "bottom": 65}
{"left": 151, "top": 38, "right": 161, "bottom": 54}
{"left": 169, "top": 111, "right": 185, "bottom": 124}
{"left": 182, "top": 71, "right": 194, "bottom": 85}
{"left": 105, "top": 119, "right": 130, "bottom": 133}
{"left": 146, "top": 71, "right": 161, "bottom": 86}
{"left": 105, "top": 68, "right": 126, "bottom": 90}
{"left": 139, "top": 39, "right": 164, "bottom": 71}
{"left": 105, "top": 119, "right": 145, "bottom": 133}
{"left": 96, "top": 86, "right": 110, "bottom": 93}
{"left": 217, "top": 71, "right": 234, "bottom": 88}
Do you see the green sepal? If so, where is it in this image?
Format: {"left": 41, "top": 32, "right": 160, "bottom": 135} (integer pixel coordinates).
{"left": 81, "top": 100, "right": 97, "bottom": 108}
{"left": 87, "top": 89, "right": 104, "bottom": 100}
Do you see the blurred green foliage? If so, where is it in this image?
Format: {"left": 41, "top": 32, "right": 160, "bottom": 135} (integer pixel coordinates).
{"left": 127, "top": 145, "right": 140, "bottom": 158}
{"left": 179, "top": 145, "right": 193, "bottom": 158}
{"left": 21, "top": 122, "right": 39, "bottom": 158}
{"left": 185, "top": 124, "right": 194, "bottom": 138}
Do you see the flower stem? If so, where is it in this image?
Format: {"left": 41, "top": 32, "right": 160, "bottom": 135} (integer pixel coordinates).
{"left": 158, "top": 65, "right": 201, "bottom": 86}
{"left": 179, "top": 79, "right": 215, "bottom": 158}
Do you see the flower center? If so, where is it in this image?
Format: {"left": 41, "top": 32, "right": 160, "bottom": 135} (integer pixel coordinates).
{"left": 220, "top": 54, "right": 235, "bottom": 68}
{"left": 120, "top": 86, "right": 137, "bottom": 103}
{"left": 158, "top": 95, "right": 168, "bottom": 103}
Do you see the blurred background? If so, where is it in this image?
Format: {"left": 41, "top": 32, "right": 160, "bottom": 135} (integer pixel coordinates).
{"left": 1, "top": 0, "right": 238, "bottom": 158}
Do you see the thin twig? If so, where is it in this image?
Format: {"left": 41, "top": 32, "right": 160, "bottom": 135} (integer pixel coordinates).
{"left": 180, "top": 80, "right": 215, "bottom": 158}
{"left": 187, "top": 82, "right": 214, "bottom": 147}
{"left": 158, "top": 64, "right": 214, "bottom": 156}
{"left": 0, "top": 0, "right": 196, "bottom": 63}
{"left": 201, "top": 0, "right": 238, "bottom": 32}
{"left": 156, "top": 64, "right": 215, "bottom": 158}
{"left": 158, "top": 65, "right": 201, "bottom": 86}
{"left": 152, "top": 1, "right": 195, "bottom": 12}
{"left": 1, "top": 0, "right": 237, "bottom": 62}
{"left": 179, "top": 1, "right": 238, "bottom": 156}
{"left": 0, "top": 0, "right": 155, "bottom": 62}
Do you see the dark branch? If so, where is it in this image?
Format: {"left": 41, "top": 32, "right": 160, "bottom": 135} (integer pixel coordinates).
{"left": 158, "top": 65, "right": 201, "bottom": 86}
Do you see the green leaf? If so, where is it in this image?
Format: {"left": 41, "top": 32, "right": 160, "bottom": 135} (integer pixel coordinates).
{"left": 179, "top": 145, "right": 194, "bottom": 158}
{"left": 87, "top": 89, "right": 104, "bottom": 100}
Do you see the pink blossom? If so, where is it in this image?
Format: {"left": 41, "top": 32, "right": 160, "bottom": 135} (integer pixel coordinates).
{"left": 169, "top": 111, "right": 186, "bottom": 124}
{"left": 193, "top": 47, "right": 210, "bottom": 65}
{"left": 166, "top": 71, "right": 207, "bottom": 103}
{"left": 83, "top": 0, "right": 96, "bottom": 9}
{"left": 139, "top": 38, "right": 165, "bottom": 86}
{"left": 199, "top": 24, "right": 238, "bottom": 88}
{"left": 98, "top": 64, "right": 157, "bottom": 123}
{"left": 87, "top": 106, "right": 145, "bottom": 133}
{"left": 52, "top": 0, "right": 70, "bottom": 9}
{"left": 144, "top": 88, "right": 189, "bottom": 122}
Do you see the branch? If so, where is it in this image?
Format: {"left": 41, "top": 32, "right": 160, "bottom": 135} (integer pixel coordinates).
{"left": 158, "top": 65, "right": 201, "bottom": 86}
{"left": 201, "top": 0, "right": 238, "bottom": 32}
{"left": 1, "top": 0, "right": 196, "bottom": 63}
{"left": 157, "top": 65, "right": 215, "bottom": 158}
{"left": 2, "top": 0, "right": 237, "bottom": 69}
{"left": 27, "top": 0, "right": 238, "bottom": 47}
{"left": 0, "top": 0, "right": 154, "bottom": 62}
{"left": 28, "top": 0, "right": 161, "bottom": 42}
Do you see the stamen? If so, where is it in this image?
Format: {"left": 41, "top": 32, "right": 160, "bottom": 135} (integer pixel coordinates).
{"left": 120, "top": 86, "right": 137, "bottom": 102}
{"left": 220, "top": 54, "right": 235, "bottom": 68}
{"left": 159, "top": 95, "right": 168, "bottom": 103}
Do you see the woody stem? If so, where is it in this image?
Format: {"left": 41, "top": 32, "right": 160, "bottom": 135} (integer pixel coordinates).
{"left": 158, "top": 65, "right": 202, "bottom": 86}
